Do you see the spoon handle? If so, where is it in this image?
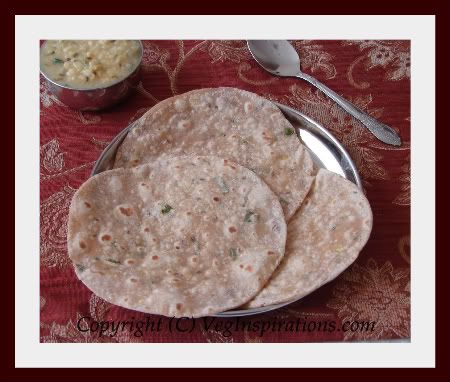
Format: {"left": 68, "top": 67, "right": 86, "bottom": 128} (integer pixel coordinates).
{"left": 297, "top": 73, "right": 401, "bottom": 146}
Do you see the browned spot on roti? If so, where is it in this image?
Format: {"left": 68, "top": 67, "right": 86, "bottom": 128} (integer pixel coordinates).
{"left": 126, "top": 259, "right": 135, "bottom": 265}
{"left": 130, "top": 278, "right": 138, "bottom": 283}
{"left": 152, "top": 255, "right": 159, "bottom": 260}
{"left": 84, "top": 202, "right": 91, "bottom": 208}
{"left": 132, "top": 159, "right": 140, "bottom": 166}
{"left": 262, "top": 131, "right": 275, "bottom": 144}
{"left": 79, "top": 241, "right": 86, "bottom": 249}
{"left": 223, "top": 159, "right": 236, "bottom": 170}
{"left": 119, "top": 207, "right": 133, "bottom": 216}
{"left": 176, "top": 303, "right": 183, "bottom": 310}
{"left": 239, "top": 264, "right": 243, "bottom": 269}
{"left": 245, "top": 265, "right": 253, "bottom": 272}
{"left": 267, "top": 251, "right": 275, "bottom": 256}
{"left": 228, "top": 226, "right": 237, "bottom": 233}
{"left": 213, "top": 197, "right": 220, "bottom": 202}
{"left": 101, "top": 234, "right": 111, "bottom": 241}
{"left": 191, "top": 257, "right": 197, "bottom": 263}
{"left": 144, "top": 227, "right": 150, "bottom": 232}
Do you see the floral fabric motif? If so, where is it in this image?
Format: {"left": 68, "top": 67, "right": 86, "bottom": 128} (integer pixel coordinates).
{"left": 344, "top": 40, "right": 410, "bottom": 89}
{"left": 327, "top": 258, "right": 410, "bottom": 340}
{"left": 202, "top": 40, "right": 251, "bottom": 64}
{"left": 40, "top": 185, "right": 75, "bottom": 268}
{"left": 41, "top": 139, "right": 64, "bottom": 175}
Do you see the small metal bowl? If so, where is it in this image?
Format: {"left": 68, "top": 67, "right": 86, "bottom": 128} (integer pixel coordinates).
{"left": 40, "top": 40, "right": 143, "bottom": 111}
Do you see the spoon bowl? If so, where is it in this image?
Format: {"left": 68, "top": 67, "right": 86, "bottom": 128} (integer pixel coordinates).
{"left": 247, "top": 40, "right": 301, "bottom": 77}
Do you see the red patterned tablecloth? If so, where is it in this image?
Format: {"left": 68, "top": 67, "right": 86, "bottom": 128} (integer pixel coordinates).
{"left": 40, "top": 40, "right": 410, "bottom": 342}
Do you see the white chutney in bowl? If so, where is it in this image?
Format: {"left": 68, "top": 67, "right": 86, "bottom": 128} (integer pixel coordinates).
{"left": 40, "top": 40, "right": 143, "bottom": 110}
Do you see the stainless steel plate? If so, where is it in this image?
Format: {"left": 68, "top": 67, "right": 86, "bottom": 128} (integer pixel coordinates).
{"left": 91, "top": 101, "right": 361, "bottom": 318}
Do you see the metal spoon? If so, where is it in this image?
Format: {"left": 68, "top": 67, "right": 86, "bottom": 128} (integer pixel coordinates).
{"left": 247, "top": 40, "right": 401, "bottom": 146}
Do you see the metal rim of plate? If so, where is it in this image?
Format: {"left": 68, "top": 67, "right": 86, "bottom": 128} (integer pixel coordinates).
{"left": 91, "top": 101, "right": 362, "bottom": 318}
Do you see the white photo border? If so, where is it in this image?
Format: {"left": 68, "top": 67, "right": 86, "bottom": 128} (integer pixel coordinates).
{"left": 15, "top": 15, "right": 435, "bottom": 367}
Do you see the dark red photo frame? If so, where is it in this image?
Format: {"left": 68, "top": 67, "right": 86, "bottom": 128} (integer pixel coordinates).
{"left": 5, "top": 1, "right": 449, "bottom": 380}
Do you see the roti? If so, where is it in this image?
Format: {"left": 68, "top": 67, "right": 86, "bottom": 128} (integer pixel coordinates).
{"left": 67, "top": 155, "right": 287, "bottom": 317}
{"left": 113, "top": 87, "right": 314, "bottom": 220}
{"left": 245, "top": 169, "right": 373, "bottom": 308}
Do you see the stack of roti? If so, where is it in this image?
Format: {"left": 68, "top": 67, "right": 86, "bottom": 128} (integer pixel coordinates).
{"left": 68, "top": 87, "right": 373, "bottom": 317}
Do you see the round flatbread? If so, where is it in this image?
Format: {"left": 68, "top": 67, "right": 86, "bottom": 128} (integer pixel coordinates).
{"left": 113, "top": 87, "right": 314, "bottom": 220}
{"left": 68, "top": 155, "right": 287, "bottom": 317}
{"left": 245, "top": 169, "right": 372, "bottom": 308}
